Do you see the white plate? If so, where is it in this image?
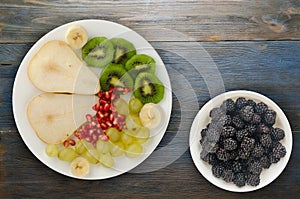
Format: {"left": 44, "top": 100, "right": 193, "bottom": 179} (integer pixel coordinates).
{"left": 12, "top": 19, "right": 172, "bottom": 179}
{"left": 189, "top": 90, "right": 292, "bottom": 192}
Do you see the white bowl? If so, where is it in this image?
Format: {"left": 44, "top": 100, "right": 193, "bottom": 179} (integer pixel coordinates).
{"left": 189, "top": 90, "right": 293, "bottom": 192}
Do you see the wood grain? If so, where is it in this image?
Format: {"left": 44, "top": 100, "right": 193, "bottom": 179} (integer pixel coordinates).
{"left": 1, "top": 0, "right": 300, "bottom": 43}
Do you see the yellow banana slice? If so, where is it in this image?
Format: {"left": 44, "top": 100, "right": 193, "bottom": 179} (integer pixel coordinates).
{"left": 70, "top": 157, "right": 90, "bottom": 177}
{"left": 139, "top": 103, "right": 163, "bottom": 129}
{"left": 65, "top": 25, "right": 88, "bottom": 49}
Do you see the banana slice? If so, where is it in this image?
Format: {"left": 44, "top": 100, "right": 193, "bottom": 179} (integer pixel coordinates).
{"left": 65, "top": 25, "right": 88, "bottom": 49}
{"left": 139, "top": 103, "right": 163, "bottom": 129}
{"left": 70, "top": 157, "right": 90, "bottom": 177}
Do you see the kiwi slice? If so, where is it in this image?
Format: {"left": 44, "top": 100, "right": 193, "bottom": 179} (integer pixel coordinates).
{"left": 110, "top": 38, "right": 136, "bottom": 65}
{"left": 133, "top": 72, "right": 164, "bottom": 104}
{"left": 125, "top": 54, "right": 156, "bottom": 77}
{"left": 100, "top": 63, "right": 133, "bottom": 91}
{"left": 82, "top": 37, "right": 114, "bottom": 68}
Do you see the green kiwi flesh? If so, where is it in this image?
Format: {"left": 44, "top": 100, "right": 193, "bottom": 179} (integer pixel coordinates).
{"left": 82, "top": 37, "right": 114, "bottom": 68}
{"left": 125, "top": 54, "right": 156, "bottom": 77}
{"left": 100, "top": 63, "right": 134, "bottom": 91}
{"left": 110, "top": 38, "right": 136, "bottom": 65}
{"left": 133, "top": 72, "right": 164, "bottom": 104}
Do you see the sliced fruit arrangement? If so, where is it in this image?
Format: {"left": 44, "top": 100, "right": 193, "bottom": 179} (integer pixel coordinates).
{"left": 27, "top": 25, "right": 166, "bottom": 178}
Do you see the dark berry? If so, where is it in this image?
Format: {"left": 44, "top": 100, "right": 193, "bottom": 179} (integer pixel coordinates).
{"left": 269, "top": 154, "right": 280, "bottom": 164}
{"left": 223, "top": 169, "right": 235, "bottom": 182}
{"left": 255, "top": 102, "right": 268, "bottom": 115}
{"left": 260, "top": 134, "right": 272, "bottom": 148}
{"left": 248, "top": 161, "right": 263, "bottom": 175}
{"left": 257, "top": 123, "right": 271, "bottom": 134}
{"left": 216, "top": 148, "right": 230, "bottom": 161}
{"left": 228, "top": 150, "right": 238, "bottom": 160}
{"left": 212, "top": 164, "right": 225, "bottom": 178}
{"left": 232, "top": 161, "right": 243, "bottom": 173}
{"left": 252, "top": 144, "right": 265, "bottom": 158}
{"left": 232, "top": 115, "right": 245, "bottom": 129}
{"left": 221, "top": 126, "right": 236, "bottom": 138}
{"left": 200, "top": 128, "right": 208, "bottom": 138}
{"left": 246, "top": 99, "right": 256, "bottom": 107}
{"left": 233, "top": 173, "right": 246, "bottom": 187}
{"left": 270, "top": 128, "right": 285, "bottom": 141}
{"left": 223, "top": 138, "right": 238, "bottom": 151}
{"left": 236, "top": 129, "right": 249, "bottom": 142}
{"left": 235, "top": 97, "right": 247, "bottom": 109}
{"left": 238, "top": 149, "right": 251, "bottom": 160}
{"left": 221, "top": 99, "right": 236, "bottom": 113}
{"left": 241, "top": 137, "right": 255, "bottom": 152}
{"left": 264, "top": 110, "right": 276, "bottom": 126}
{"left": 260, "top": 156, "right": 271, "bottom": 169}
{"left": 251, "top": 113, "right": 261, "bottom": 124}
{"left": 216, "top": 115, "right": 232, "bottom": 127}
{"left": 272, "top": 142, "right": 286, "bottom": 158}
{"left": 246, "top": 174, "right": 260, "bottom": 186}
{"left": 240, "top": 105, "right": 254, "bottom": 122}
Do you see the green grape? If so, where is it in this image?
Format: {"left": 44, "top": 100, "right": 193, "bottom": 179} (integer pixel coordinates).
{"left": 125, "top": 114, "right": 142, "bottom": 135}
{"left": 109, "top": 142, "right": 125, "bottom": 157}
{"left": 106, "top": 127, "right": 121, "bottom": 142}
{"left": 125, "top": 143, "right": 143, "bottom": 158}
{"left": 99, "top": 153, "right": 114, "bottom": 168}
{"left": 96, "top": 139, "right": 110, "bottom": 154}
{"left": 58, "top": 148, "right": 76, "bottom": 162}
{"left": 135, "top": 127, "right": 150, "bottom": 144}
{"left": 129, "top": 98, "right": 143, "bottom": 114}
{"left": 121, "top": 131, "right": 135, "bottom": 146}
{"left": 83, "top": 149, "right": 100, "bottom": 164}
{"left": 75, "top": 140, "right": 88, "bottom": 155}
{"left": 45, "top": 144, "right": 59, "bottom": 157}
{"left": 113, "top": 98, "right": 129, "bottom": 115}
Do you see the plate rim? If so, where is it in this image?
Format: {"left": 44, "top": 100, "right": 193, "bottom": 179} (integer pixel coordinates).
{"left": 189, "top": 90, "right": 293, "bottom": 192}
{"left": 12, "top": 19, "right": 172, "bottom": 180}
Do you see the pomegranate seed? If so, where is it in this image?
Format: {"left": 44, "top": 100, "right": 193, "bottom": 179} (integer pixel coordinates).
{"left": 109, "top": 87, "right": 115, "bottom": 93}
{"left": 100, "top": 123, "right": 107, "bottom": 130}
{"left": 118, "top": 114, "right": 126, "bottom": 122}
{"left": 76, "top": 133, "right": 83, "bottom": 139}
{"left": 104, "top": 103, "right": 110, "bottom": 112}
{"left": 109, "top": 114, "right": 114, "bottom": 122}
{"left": 106, "top": 121, "right": 112, "bottom": 127}
{"left": 111, "top": 105, "right": 117, "bottom": 112}
{"left": 96, "top": 129, "right": 102, "bottom": 135}
{"left": 105, "top": 92, "right": 111, "bottom": 99}
{"left": 99, "top": 134, "right": 109, "bottom": 142}
{"left": 69, "top": 139, "right": 76, "bottom": 146}
{"left": 63, "top": 140, "right": 69, "bottom": 147}
{"left": 123, "top": 87, "right": 130, "bottom": 94}
{"left": 115, "top": 87, "right": 123, "bottom": 92}
{"left": 85, "top": 137, "right": 92, "bottom": 143}
{"left": 92, "top": 103, "right": 99, "bottom": 111}
{"left": 86, "top": 114, "right": 92, "bottom": 122}
{"left": 92, "top": 133, "right": 98, "bottom": 141}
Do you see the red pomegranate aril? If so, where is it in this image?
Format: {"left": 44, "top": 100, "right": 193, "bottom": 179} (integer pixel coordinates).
{"left": 85, "top": 137, "right": 92, "bottom": 143}
{"left": 109, "top": 114, "right": 114, "bottom": 122}
{"left": 69, "top": 139, "right": 76, "bottom": 146}
{"left": 105, "top": 92, "right": 111, "bottom": 99}
{"left": 118, "top": 114, "right": 126, "bottom": 122}
{"left": 92, "top": 104, "right": 99, "bottom": 111}
{"left": 86, "top": 114, "right": 92, "bottom": 122}
{"left": 111, "top": 105, "right": 117, "bottom": 113}
{"left": 106, "top": 121, "right": 112, "bottom": 127}
{"left": 100, "top": 123, "right": 108, "bottom": 130}
{"left": 63, "top": 140, "right": 69, "bottom": 147}
{"left": 123, "top": 87, "right": 130, "bottom": 94}
{"left": 109, "top": 87, "right": 115, "bottom": 93}
{"left": 92, "top": 133, "right": 98, "bottom": 141}
{"left": 99, "top": 134, "right": 109, "bottom": 142}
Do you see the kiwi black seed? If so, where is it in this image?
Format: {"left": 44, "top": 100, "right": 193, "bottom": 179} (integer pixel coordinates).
{"left": 100, "top": 63, "right": 133, "bottom": 92}
{"left": 110, "top": 38, "right": 136, "bottom": 65}
{"left": 125, "top": 54, "right": 156, "bottom": 78}
{"left": 82, "top": 37, "right": 114, "bottom": 68}
{"left": 133, "top": 72, "right": 164, "bottom": 104}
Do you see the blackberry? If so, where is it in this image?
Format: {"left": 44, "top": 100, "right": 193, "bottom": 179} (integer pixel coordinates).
{"left": 260, "top": 134, "right": 272, "bottom": 148}
{"left": 252, "top": 144, "right": 265, "bottom": 158}
{"left": 223, "top": 169, "right": 235, "bottom": 182}
{"left": 221, "top": 126, "right": 236, "bottom": 138}
{"left": 246, "top": 174, "right": 260, "bottom": 186}
{"left": 210, "top": 108, "right": 225, "bottom": 122}
{"left": 257, "top": 123, "right": 270, "bottom": 134}
{"left": 254, "top": 102, "right": 268, "bottom": 115}
{"left": 270, "top": 128, "right": 285, "bottom": 141}
{"left": 216, "top": 115, "right": 232, "bottom": 127}
{"left": 232, "top": 161, "right": 243, "bottom": 173}
{"left": 236, "top": 129, "right": 249, "bottom": 142}
{"left": 251, "top": 113, "right": 261, "bottom": 124}
{"left": 216, "top": 148, "right": 230, "bottom": 161}
{"left": 272, "top": 142, "right": 286, "bottom": 158}
{"left": 260, "top": 156, "right": 271, "bottom": 169}
{"left": 221, "top": 99, "right": 236, "bottom": 114}
{"left": 238, "top": 149, "right": 251, "bottom": 160}
{"left": 246, "top": 99, "right": 256, "bottom": 107}
{"left": 235, "top": 97, "right": 247, "bottom": 109}
{"left": 212, "top": 164, "right": 225, "bottom": 178}
{"left": 200, "top": 128, "right": 208, "bottom": 138}
{"left": 233, "top": 173, "right": 246, "bottom": 187}
{"left": 264, "top": 110, "right": 276, "bottom": 126}
{"left": 228, "top": 150, "right": 238, "bottom": 160}
{"left": 245, "top": 124, "right": 257, "bottom": 136}
{"left": 232, "top": 115, "right": 245, "bottom": 129}
{"left": 240, "top": 105, "right": 254, "bottom": 122}
{"left": 200, "top": 151, "right": 219, "bottom": 165}
{"left": 223, "top": 138, "right": 238, "bottom": 151}
{"left": 248, "top": 161, "right": 263, "bottom": 175}
{"left": 241, "top": 137, "right": 255, "bottom": 152}
{"left": 269, "top": 154, "right": 280, "bottom": 164}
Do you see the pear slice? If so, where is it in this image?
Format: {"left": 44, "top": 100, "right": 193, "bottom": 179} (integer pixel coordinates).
{"left": 27, "top": 93, "right": 97, "bottom": 144}
{"left": 28, "top": 40, "right": 100, "bottom": 94}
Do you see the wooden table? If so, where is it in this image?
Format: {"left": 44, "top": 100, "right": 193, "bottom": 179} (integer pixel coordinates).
{"left": 1, "top": 0, "right": 299, "bottom": 198}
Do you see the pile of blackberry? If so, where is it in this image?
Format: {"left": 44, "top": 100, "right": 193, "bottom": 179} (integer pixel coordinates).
{"left": 200, "top": 97, "right": 286, "bottom": 187}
